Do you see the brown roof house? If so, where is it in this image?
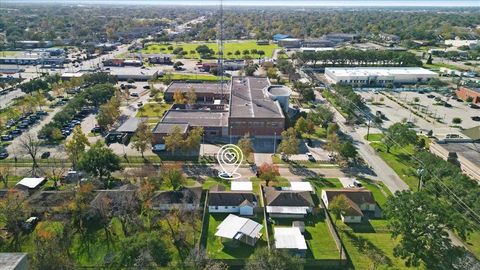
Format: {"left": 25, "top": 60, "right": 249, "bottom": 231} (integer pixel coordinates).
{"left": 150, "top": 186, "right": 202, "bottom": 211}
{"left": 264, "top": 187, "right": 314, "bottom": 218}
{"left": 208, "top": 185, "right": 258, "bottom": 216}
{"left": 321, "top": 189, "right": 380, "bottom": 223}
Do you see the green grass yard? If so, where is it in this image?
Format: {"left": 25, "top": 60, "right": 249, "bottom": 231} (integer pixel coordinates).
{"left": 136, "top": 103, "right": 171, "bottom": 118}
{"left": 369, "top": 141, "right": 419, "bottom": 191}
{"left": 271, "top": 213, "right": 340, "bottom": 260}
{"left": 142, "top": 40, "right": 279, "bottom": 60}
{"left": 205, "top": 213, "right": 268, "bottom": 259}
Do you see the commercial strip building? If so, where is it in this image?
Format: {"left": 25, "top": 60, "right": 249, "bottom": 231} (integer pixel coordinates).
{"left": 324, "top": 67, "right": 438, "bottom": 86}
{"left": 429, "top": 142, "right": 480, "bottom": 183}
{"left": 455, "top": 86, "right": 480, "bottom": 103}
{"left": 106, "top": 67, "right": 162, "bottom": 81}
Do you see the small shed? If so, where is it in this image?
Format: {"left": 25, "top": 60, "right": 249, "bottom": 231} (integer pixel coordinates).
{"left": 15, "top": 177, "right": 46, "bottom": 190}
{"left": 231, "top": 181, "right": 253, "bottom": 192}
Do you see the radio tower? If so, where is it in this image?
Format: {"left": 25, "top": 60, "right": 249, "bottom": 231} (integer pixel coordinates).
{"left": 219, "top": 0, "right": 225, "bottom": 101}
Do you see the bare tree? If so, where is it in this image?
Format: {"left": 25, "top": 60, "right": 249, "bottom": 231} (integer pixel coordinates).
{"left": 0, "top": 166, "right": 11, "bottom": 188}
{"left": 19, "top": 132, "right": 41, "bottom": 176}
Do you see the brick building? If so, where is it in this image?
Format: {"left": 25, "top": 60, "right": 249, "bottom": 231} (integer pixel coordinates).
{"left": 163, "top": 82, "right": 229, "bottom": 103}
{"left": 456, "top": 86, "right": 480, "bottom": 103}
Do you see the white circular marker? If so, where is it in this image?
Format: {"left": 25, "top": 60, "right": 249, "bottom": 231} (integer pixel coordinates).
{"left": 217, "top": 144, "right": 244, "bottom": 180}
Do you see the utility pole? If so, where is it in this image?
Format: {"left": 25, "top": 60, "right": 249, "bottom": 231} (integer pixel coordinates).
{"left": 219, "top": 0, "right": 224, "bottom": 102}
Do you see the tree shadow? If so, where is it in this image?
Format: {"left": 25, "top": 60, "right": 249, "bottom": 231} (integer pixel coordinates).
{"left": 343, "top": 230, "right": 393, "bottom": 267}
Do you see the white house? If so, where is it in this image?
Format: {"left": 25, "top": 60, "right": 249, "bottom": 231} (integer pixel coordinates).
{"left": 321, "top": 189, "right": 379, "bottom": 223}
{"left": 208, "top": 186, "right": 258, "bottom": 216}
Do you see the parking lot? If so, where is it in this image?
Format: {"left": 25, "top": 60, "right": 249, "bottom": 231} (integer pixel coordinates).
{"left": 358, "top": 90, "right": 479, "bottom": 136}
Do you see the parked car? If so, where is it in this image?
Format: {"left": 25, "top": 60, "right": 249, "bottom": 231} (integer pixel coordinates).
{"left": 469, "top": 104, "right": 479, "bottom": 109}
{"left": 0, "top": 151, "right": 9, "bottom": 159}
{"left": 152, "top": 144, "right": 166, "bottom": 152}
{"left": 41, "top": 152, "right": 51, "bottom": 159}
{"left": 130, "top": 92, "right": 139, "bottom": 97}
{"left": 471, "top": 116, "right": 480, "bottom": 121}
{"left": 137, "top": 102, "right": 143, "bottom": 107}
{"left": 218, "top": 171, "right": 233, "bottom": 179}
{"left": 1, "top": 134, "right": 13, "bottom": 141}
{"left": 91, "top": 126, "right": 103, "bottom": 133}
{"left": 306, "top": 152, "right": 316, "bottom": 162}
{"left": 22, "top": 217, "right": 39, "bottom": 232}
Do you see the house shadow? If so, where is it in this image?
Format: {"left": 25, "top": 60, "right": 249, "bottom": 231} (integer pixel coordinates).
{"left": 288, "top": 163, "right": 318, "bottom": 177}
{"left": 343, "top": 220, "right": 376, "bottom": 233}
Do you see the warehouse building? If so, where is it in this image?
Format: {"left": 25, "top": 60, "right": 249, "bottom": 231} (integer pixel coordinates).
{"left": 325, "top": 67, "right": 437, "bottom": 86}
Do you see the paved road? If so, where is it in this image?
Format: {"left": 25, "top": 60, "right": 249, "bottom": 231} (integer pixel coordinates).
{"left": 317, "top": 92, "right": 409, "bottom": 193}
{"left": 0, "top": 89, "right": 25, "bottom": 110}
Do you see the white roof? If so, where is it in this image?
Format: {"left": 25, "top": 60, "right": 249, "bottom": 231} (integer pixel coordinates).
{"left": 16, "top": 177, "right": 45, "bottom": 189}
{"left": 274, "top": 227, "right": 308, "bottom": 250}
{"left": 326, "top": 67, "right": 437, "bottom": 77}
{"left": 215, "top": 214, "right": 263, "bottom": 240}
{"left": 266, "top": 206, "right": 309, "bottom": 214}
{"left": 231, "top": 181, "right": 253, "bottom": 191}
{"left": 290, "top": 182, "right": 314, "bottom": 192}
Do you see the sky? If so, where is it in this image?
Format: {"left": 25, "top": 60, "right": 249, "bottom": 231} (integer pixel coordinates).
{"left": 3, "top": 0, "right": 480, "bottom": 7}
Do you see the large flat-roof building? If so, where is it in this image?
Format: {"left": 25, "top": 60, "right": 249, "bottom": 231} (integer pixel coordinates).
{"left": 161, "top": 109, "right": 229, "bottom": 137}
{"left": 163, "top": 82, "right": 229, "bottom": 103}
{"left": 229, "top": 77, "right": 286, "bottom": 137}
{"left": 325, "top": 67, "right": 437, "bottom": 86}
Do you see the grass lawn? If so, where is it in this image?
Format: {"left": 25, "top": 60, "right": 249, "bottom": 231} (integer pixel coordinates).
{"left": 305, "top": 177, "right": 343, "bottom": 196}
{"left": 341, "top": 230, "right": 424, "bottom": 270}
{"left": 369, "top": 142, "right": 419, "bottom": 191}
{"left": 364, "top": 133, "right": 384, "bottom": 142}
{"left": 170, "top": 73, "right": 227, "bottom": 82}
{"left": 136, "top": 103, "right": 171, "bottom": 118}
{"left": 302, "top": 127, "right": 327, "bottom": 139}
{"left": 356, "top": 177, "right": 392, "bottom": 208}
{"left": 206, "top": 213, "right": 268, "bottom": 259}
{"left": 0, "top": 51, "right": 19, "bottom": 56}
{"left": 423, "top": 62, "right": 465, "bottom": 71}
{"left": 142, "top": 40, "right": 279, "bottom": 60}
{"left": 466, "top": 231, "right": 480, "bottom": 259}
{"left": 272, "top": 213, "right": 339, "bottom": 260}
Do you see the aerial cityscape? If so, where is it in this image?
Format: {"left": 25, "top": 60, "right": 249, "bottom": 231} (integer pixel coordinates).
{"left": 0, "top": 0, "right": 479, "bottom": 269}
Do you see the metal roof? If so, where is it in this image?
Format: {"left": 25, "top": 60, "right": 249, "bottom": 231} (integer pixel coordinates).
{"left": 16, "top": 178, "right": 45, "bottom": 189}
{"left": 274, "top": 227, "right": 308, "bottom": 250}
{"left": 230, "top": 181, "right": 253, "bottom": 191}
{"left": 215, "top": 214, "right": 263, "bottom": 240}
{"left": 116, "top": 117, "right": 145, "bottom": 133}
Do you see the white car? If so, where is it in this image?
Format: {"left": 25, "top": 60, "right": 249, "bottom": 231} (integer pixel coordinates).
{"left": 152, "top": 144, "right": 166, "bottom": 152}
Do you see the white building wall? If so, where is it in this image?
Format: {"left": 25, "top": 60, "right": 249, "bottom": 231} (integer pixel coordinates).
{"left": 209, "top": 206, "right": 240, "bottom": 213}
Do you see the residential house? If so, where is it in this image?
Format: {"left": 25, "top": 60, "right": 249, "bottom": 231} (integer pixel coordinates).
{"left": 208, "top": 185, "right": 258, "bottom": 216}
{"left": 264, "top": 187, "right": 314, "bottom": 218}
{"left": 321, "top": 189, "right": 379, "bottom": 223}
{"left": 150, "top": 186, "right": 202, "bottom": 211}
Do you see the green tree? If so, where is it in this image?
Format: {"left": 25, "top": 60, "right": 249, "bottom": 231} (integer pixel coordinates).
{"left": 245, "top": 247, "right": 304, "bottom": 270}
{"left": 452, "top": 117, "right": 462, "bottom": 124}
{"left": 161, "top": 164, "right": 185, "bottom": 190}
{"left": 307, "top": 105, "right": 334, "bottom": 128}
{"left": 186, "top": 88, "right": 197, "bottom": 105}
{"left": 339, "top": 141, "right": 358, "bottom": 163}
{"left": 77, "top": 141, "right": 122, "bottom": 183}
{"left": 237, "top": 134, "right": 254, "bottom": 162}
{"left": 131, "top": 121, "right": 153, "bottom": 158}
{"left": 0, "top": 190, "right": 30, "bottom": 250}
{"left": 277, "top": 127, "right": 299, "bottom": 160}
{"left": 385, "top": 191, "right": 468, "bottom": 269}
{"left": 183, "top": 127, "right": 203, "bottom": 153}
{"left": 328, "top": 194, "right": 350, "bottom": 224}
{"left": 382, "top": 122, "right": 417, "bottom": 153}
{"left": 165, "top": 126, "right": 184, "bottom": 155}
{"left": 294, "top": 117, "right": 309, "bottom": 135}
{"left": 65, "top": 126, "right": 90, "bottom": 168}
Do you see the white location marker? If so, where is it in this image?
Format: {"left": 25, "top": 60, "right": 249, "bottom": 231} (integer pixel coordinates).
{"left": 217, "top": 144, "right": 244, "bottom": 179}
